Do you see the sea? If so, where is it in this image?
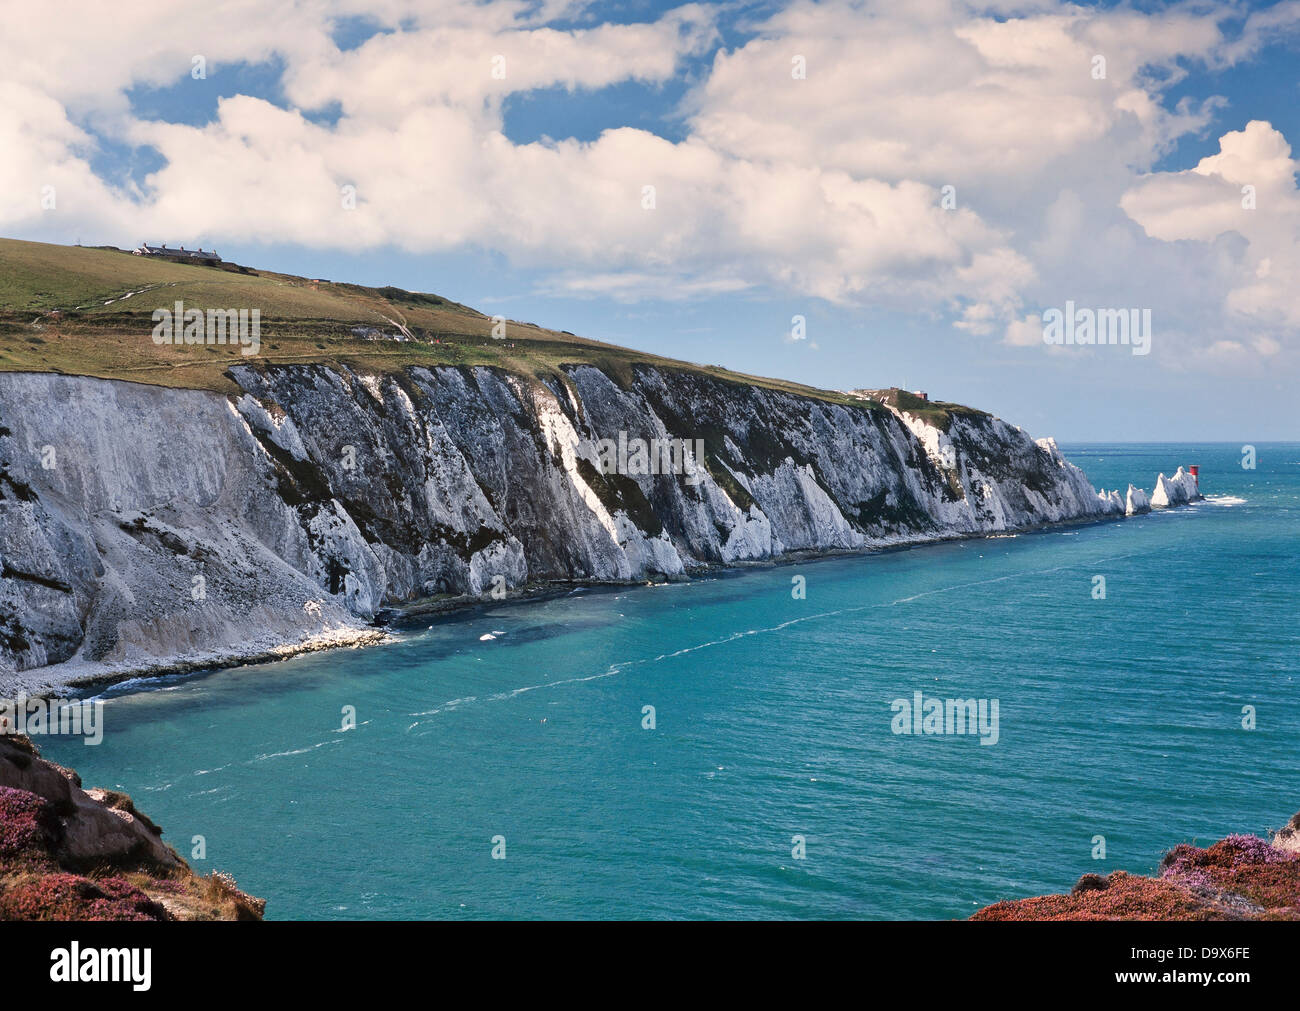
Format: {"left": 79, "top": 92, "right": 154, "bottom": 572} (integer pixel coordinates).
{"left": 40, "top": 443, "right": 1300, "bottom": 920}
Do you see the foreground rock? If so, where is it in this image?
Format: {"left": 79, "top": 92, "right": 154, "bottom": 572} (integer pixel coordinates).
{"left": 0, "top": 734, "right": 263, "bottom": 920}
{"left": 973, "top": 816, "right": 1300, "bottom": 920}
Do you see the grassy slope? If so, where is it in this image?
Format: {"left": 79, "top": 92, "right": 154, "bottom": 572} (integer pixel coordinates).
{"left": 849, "top": 387, "right": 987, "bottom": 432}
{"left": 0, "top": 237, "right": 873, "bottom": 407}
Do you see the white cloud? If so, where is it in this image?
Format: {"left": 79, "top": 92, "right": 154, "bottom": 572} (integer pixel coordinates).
{"left": 1005, "top": 313, "right": 1045, "bottom": 348}
{"left": 1122, "top": 120, "right": 1300, "bottom": 336}
{"left": 690, "top": 2, "right": 1221, "bottom": 183}
{"left": 1, "top": 0, "right": 1298, "bottom": 368}
{"left": 282, "top": 7, "right": 720, "bottom": 120}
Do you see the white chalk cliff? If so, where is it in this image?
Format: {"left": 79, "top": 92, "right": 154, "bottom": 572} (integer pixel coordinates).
{"left": 1125, "top": 484, "right": 1151, "bottom": 515}
{"left": 1151, "top": 467, "right": 1201, "bottom": 508}
{"left": 0, "top": 366, "right": 1198, "bottom": 691}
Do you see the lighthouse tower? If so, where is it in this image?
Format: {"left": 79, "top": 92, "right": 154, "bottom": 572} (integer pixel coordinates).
{"left": 1188, "top": 465, "right": 1200, "bottom": 493}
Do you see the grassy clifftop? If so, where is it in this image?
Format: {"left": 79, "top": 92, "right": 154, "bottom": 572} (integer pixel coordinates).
{"left": 0, "top": 237, "right": 869, "bottom": 407}
{"left": 849, "top": 386, "right": 987, "bottom": 433}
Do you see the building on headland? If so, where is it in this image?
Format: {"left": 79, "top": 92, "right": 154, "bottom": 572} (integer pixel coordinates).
{"left": 132, "top": 243, "right": 222, "bottom": 266}
{"left": 839, "top": 387, "right": 934, "bottom": 408}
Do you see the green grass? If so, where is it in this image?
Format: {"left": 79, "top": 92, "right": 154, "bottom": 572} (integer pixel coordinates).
{"left": 854, "top": 386, "right": 986, "bottom": 431}
{"left": 0, "top": 236, "right": 878, "bottom": 408}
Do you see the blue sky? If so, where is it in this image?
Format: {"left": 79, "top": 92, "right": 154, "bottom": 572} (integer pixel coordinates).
{"left": 4, "top": 0, "right": 1299, "bottom": 440}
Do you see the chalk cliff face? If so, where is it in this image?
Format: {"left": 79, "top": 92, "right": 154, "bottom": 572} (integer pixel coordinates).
{"left": 1151, "top": 467, "right": 1200, "bottom": 508}
{"left": 0, "top": 364, "right": 1136, "bottom": 689}
{"left": 1125, "top": 483, "right": 1151, "bottom": 515}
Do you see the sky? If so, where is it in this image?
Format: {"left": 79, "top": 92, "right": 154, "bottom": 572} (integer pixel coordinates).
{"left": 2, "top": 0, "right": 1298, "bottom": 441}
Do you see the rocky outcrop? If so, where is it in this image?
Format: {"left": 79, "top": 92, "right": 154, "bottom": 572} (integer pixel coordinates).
{"left": 0, "top": 734, "right": 263, "bottom": 920}
{"left": 0, "top": 365, "right": 1193, "bottom": 690}
{"left": 973, "top": 817, "right": 1300, "bottom": 920}
{"left": 1151, "top": 466, "right": 1201, "bottom": 508}
{"left": 1104, "top": 468, "right": 1203, "bottom": 517}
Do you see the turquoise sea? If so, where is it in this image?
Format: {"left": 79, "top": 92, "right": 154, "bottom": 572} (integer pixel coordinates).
{"left": 42, "top": 443, "right": 1300, "bottom": 919}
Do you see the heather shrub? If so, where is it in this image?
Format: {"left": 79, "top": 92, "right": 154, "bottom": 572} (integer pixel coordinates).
{"left": 0, "top": 871, "right": 169, "bottom": 921}
{"left": 0, "top": 786, "right": 58, "bottom": 863}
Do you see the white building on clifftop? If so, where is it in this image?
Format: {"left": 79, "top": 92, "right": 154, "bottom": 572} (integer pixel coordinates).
{"left": 132, "top": 243, "right": 222, "bottom": 265}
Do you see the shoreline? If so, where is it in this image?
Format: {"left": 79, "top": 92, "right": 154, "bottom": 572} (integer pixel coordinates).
{"left": 2, "top": 625, "right": 390, "bottom": 699}
{"left": 5, "top": 498, "right": 1200, "bottom": 702}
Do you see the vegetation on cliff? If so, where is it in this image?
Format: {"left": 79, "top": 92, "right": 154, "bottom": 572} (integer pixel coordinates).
{"left": 0, "top": 733, "right": 262, "bottom": 921}
{"left": 0, "top": 236, "right": 868, "bottom": 408}
{"left": 974, "top": 818, "right": 1300, "bottom": 920}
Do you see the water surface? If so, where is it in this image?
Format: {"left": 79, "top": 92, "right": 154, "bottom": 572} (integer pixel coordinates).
{"left": 44, "top": 443, "right": 1300, "bottom": 919}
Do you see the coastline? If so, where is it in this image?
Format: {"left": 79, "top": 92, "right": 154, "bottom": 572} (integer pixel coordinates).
{"left": 973, "top": 812, "right": 1300, "bottom": 920}
{"left": 3, "top": 624, "right": 390, "bottom": 699}
{"left": 6, "top": 499, "right": 1191, "bottom": 701}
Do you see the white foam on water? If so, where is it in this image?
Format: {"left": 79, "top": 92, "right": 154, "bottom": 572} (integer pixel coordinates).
{"left": 404, "top": 557, "right": 1146, "bottom": 730}
{"left": 250, "top": 738, "right": 341, "bottom": 762}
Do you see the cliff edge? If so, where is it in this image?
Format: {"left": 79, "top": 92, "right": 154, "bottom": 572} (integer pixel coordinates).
{"left": 973, "top": 815, "right": 1300, "bottom": 920}
{"left": 0, "top": 733, "right": 263, "bottom": 920}
{"left": 0, "top": 238, "right": 1202, "bottom": 693}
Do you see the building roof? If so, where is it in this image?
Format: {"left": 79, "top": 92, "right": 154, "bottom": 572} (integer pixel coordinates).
{"left": 134, "top": 244, "right": 222, "bottom": 262}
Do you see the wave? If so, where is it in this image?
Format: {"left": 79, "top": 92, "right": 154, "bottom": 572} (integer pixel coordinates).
{"left": 80, "top": 670, "right": 193, "bottom": 701}
{"left": 249, "top": 738, "right": 341, "bottom": 762}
